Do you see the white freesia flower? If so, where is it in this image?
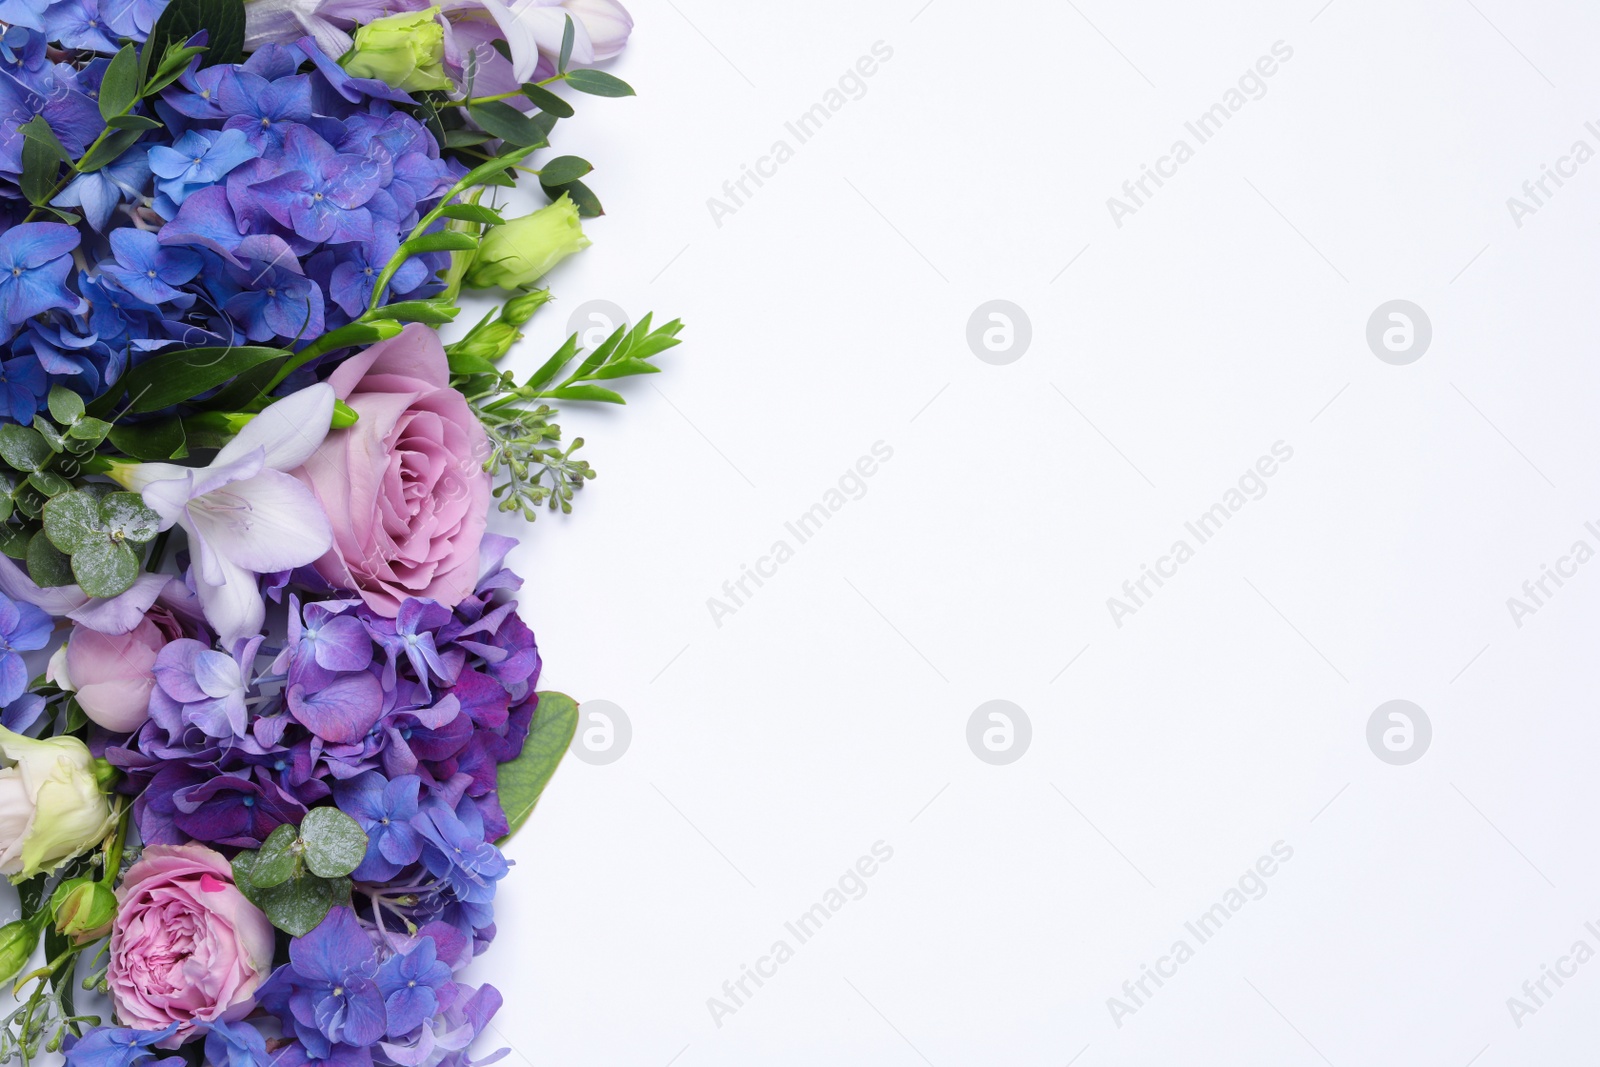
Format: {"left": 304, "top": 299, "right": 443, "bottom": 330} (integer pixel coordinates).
{"left": 479, "top": 0, "right": 632, "bottom": 82}
{"left": 112, "top": 384, "right": 336, "bottom": 647}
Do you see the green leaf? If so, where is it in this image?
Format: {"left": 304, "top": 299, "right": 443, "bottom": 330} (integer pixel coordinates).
{"left": 147, "top": 0, "right": 244, "bottom": 70}
{"left": 497, "top": 691, "right": 579, "bottom": 840}
{"left": 443, "top": 129, "right": 493, "bottom": 149}
{"left": 547, "top": 384, "right": 624, "bottom": 403}
{"left": 521, "top": 81, "right": 573, "bottom": 117}
{"left": 67, "top": 416, "right": 111, "bottom": 445}
{"left": 438, "top": 204, "right": 506, "bottom": 226}
{"left": 107, "top": 418, "right": 188, "bottom": 461}
{"left": 70, "top": 538, "right": 138, "bottom": 599}
{"left": 0, "top": 526, "right": 30, "bottom": 561}
{"left": 78, "top": 127, "right": 146, "bottom": 173}
{"left": 105, "top": 114, "right": 163, "bottom": 131}
{"left": 542, "top": 176, "right": 603, "bottom": 218}
{"left": 19, "top": 117, "right": 70, "bottom": 162}
{"left": 452, "top": 142, "right": 539, "bottom": 194}
{"left": 401, "top": 231, "right": 479, "bottom": 256}
{"left": 371, "top": 300, "right": 460, "bottom": 324}
{"left": 143, "top": 42, "right": 208, "bottom": 95}
{"left": 538, "top": 155, "right": 591, "bottom": 185}
{"left": 299, "top": 807, "right": 368, "bottom": 879}
{"left": 31, "top": 417, "right": 64, "bottom": 453}
{"left": 114, "top": 345, "right": 288, "bottom": 413}
{"left": 250, "top": 824, "right": 300, "bottom": 889}
{"left": 99, "top": 45, "right": 141, "bottom": 120}
{"left": 0, "top": 426, "right": 52, "bottom": 473}
{"left": 558, "top": 14, "right": 575, "bottom": 72}
{"left": 563, "top": 69, "right": 634, "bottom": 97}
{"left": 468, "top": 101, "right": 549, "bottom": 147}
{"left": 47, "top": 387, "right": 83, "bottom": 426}
{"left": 26, "top": 471, "right": 71, "bottom": 497}
{"left": 256, "top": 873, "right": 340, "bottom": 938}
{"left": 525, "top": 335, "right": 579, "bottom": 391}
{"left": 20, "top": 138, "right": 60, "bottom": 207}
{"left": 25, "top": 533, "right": 74, "bottom": 588}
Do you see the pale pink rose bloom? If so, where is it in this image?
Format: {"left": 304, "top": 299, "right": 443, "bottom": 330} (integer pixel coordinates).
{"left": 57, "top": 611, "right": 181, "bottom": 733}
{"left": 296, "top": 323, "right": 492, "bottom": 617}
{"left": 109, "top": 844, "right": 275, "bottom": 1040}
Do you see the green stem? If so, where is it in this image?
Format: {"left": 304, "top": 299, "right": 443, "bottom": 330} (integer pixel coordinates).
{"left": 461, "top": 72, "right": 565, "bottom": 107}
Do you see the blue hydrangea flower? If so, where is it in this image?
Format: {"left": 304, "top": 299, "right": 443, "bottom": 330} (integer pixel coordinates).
{"left": 148, "top": 128, "right": 257, "bottom": 212}
{"left": 0, "top": 355, "right": 51, "bottom": 425}
{"left": 0, "top": 223, "right": 80, "bottom": 324}
{"left": 100, "top": 227, "right": 202, "bottom": 306}
{"left": 42, "top": 0, "right": 118, "bottom": 52}
{"left": 332, "top": 771, "right": 423, "bottom": 881}
{"left": 202, "top": 1019, "right": 269, "bottom": 1067}
{"left": 416, "top": 796, "right": 507, "bottom": 906}
{"left": 274, "top": 906, "right": 388, "bottom": 1047}
{"left": 52, "top": 151, "right": 151, "bottom": 232}
{"left": 376, "top": 937, "right": 454, "bottom": 1038}
{"left": 62, "top": 1024, "right": 180, "bottom": 1067}
{"left": 223, "top": 258, "right": 325, "bottom": 342}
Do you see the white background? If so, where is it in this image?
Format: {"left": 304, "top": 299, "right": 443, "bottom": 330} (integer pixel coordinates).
{"left": 475, "top": 2, "right": 1600, "bottom": 1064}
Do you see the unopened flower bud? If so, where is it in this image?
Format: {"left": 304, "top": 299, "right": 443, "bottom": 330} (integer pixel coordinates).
{"left": 52, "top": 878, "right": 116, "bottom": 944}
{"left": 464, "top": 196, "right": 591, "bottom": 291}
{"left": 0, "top": 918, "right": 38, "bottom": 984}
{"left": 340, "top": 7, "right": 452, "bottom": 92}
{"left": 501, "top": 289, "right": 552, "bottom": 327}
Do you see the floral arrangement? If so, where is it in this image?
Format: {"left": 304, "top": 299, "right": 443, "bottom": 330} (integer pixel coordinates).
{"left": 0, "top": 0, "right": 668, "bottom": 1062}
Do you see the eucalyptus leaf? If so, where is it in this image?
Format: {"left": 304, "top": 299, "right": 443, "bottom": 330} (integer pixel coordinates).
{"left": 25, "top": 533, "right": 74, "bottom": 588}
{"left": 46, "top": 387, "right": 84, "bottom": 426}
{"left": 0, "top": 426, "right": 52, "bottom": 472}
{"left": 70, "top": 539, "right": 138, "bottom": 599}
{"left": 250, "top": 824, "right": 301, "bottom": 888}
{"left": 299, "top": 807, "right": 368, "bottom": 879}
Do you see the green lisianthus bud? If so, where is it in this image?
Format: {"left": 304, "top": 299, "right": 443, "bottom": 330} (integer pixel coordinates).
{"left": 454, "top": 322, "right": 521, "bottom": 362}
{"left": 464, "top": 196, "right": 591, "bottom": 291}
{"left": 0, "top": 918, "right": 38, "bottom": 984}
{"left": 341, "top": 7, "right": 452, "bottom": 93}
{"left": 52, "top": 878, "right": 116, "bottom": 944}
{"left": 501, "top": 289, "right": 553, "bottom": 327}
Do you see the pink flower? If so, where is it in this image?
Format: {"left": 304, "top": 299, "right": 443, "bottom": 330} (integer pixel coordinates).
{"left": 296, "top": 323, "right": 491, "bottom": 617}
{"left": 52, "top": 608, "right": 184, "bottom": 733}
{"left": 108, "top": 843, "right": 275, "bottom": 1038}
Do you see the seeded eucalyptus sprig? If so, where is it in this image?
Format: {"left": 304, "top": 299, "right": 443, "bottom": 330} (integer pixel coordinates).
{"left": 457, "top": 313, "right": 683, "bottom": 519}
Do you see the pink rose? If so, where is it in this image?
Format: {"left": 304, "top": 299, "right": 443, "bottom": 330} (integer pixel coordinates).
{"left": 109, "top": 843, "right": 275, "bottom": 1038}
{"left": 296, "top": 324, "right": 490, "bottom": 616}
{"left": 53, "top": 608, "right": 183, "bottom": 733}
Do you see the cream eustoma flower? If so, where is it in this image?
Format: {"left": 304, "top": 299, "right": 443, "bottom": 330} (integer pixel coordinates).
{"left": 0, "top": 727, "right": 114, "bottom": 882}
{"left": 111, "top": 384, "right": 336, "bottom": 647}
